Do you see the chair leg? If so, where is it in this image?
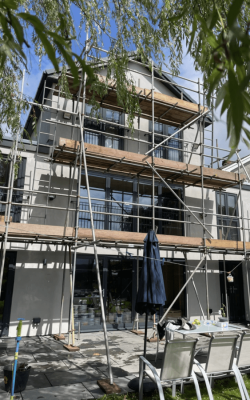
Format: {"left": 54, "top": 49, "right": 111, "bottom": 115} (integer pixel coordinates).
{"left": 210, "top": 376, "right": 214, "bottom": 389}
{"left": 172, "top": 383, "right": 176, "bottom": 397}
{"left": 180, "top": 380, "right": 184, "bottom": 394}
{"left": 193, "top": 361, "right": 214, "bottom": 400}
{"left": 191, "top": 371, "right": 202, "bottom": 400}
{"left": 233, "top": 364, "right": 248, "bottom": 400}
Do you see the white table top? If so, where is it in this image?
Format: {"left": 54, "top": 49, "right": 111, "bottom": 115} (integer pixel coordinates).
{"left": 168, "top": 323, "right": 245, "bottom": 337}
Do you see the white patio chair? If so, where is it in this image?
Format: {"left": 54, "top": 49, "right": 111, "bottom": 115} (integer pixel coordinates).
{"left": 193, "top": 334, "right": 249, "bottom": 400}
{"left": 236, "top": 331, "right": 250, "bottom": 373}
{"left": 139, "top": 338, "right": 202, "bottom": 400}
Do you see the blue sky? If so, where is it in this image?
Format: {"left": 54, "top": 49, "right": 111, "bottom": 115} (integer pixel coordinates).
{"left": 19, "top": 12, "right": 249, "bottom": 164}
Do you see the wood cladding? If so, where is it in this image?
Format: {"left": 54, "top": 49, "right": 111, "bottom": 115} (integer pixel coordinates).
{"left": 0, "top": 223, "right": 250, "bottom": 251}
{"left": 53, "top": 138, "right": 245, "bottom": 190}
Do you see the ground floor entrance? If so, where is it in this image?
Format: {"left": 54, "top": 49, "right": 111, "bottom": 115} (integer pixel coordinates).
{"left": 0, "top": 251, "right": 16, "bottom": 337}
{"left": 219, "top": 261, "right": 246, "bottom": 323}
{"left": 73, "top": 255, "right": 186, "bottom": 332}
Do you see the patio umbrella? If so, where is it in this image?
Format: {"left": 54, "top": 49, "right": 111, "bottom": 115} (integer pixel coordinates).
{"left": 128, "top": 230, "right": 166, "bottom": 391}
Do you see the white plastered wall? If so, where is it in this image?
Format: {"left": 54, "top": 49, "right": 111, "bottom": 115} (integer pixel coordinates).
{"left": 9, "top": 62, "right": 250, "bottom": 335}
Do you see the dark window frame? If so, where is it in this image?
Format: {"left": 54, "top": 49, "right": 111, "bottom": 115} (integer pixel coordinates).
{"left": 216, "top": 191, "right": 240, "bottom": 241}
{"left": 79, "top": 171, "right": 184, "bottom": 235}
{"left": 84, "top": 105, "right": 125, "bottom": 150}
{"left": 148, "top": 121, "right": 183, "bottom": 162}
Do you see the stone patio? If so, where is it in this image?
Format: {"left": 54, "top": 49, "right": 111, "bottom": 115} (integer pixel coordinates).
{"left": 0, "top": 328, "right": 232, "bottom": 400}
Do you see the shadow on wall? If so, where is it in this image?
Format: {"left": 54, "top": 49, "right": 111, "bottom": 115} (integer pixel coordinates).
{"left": 25, "top": 171, "right": 77, "bottom": 227}
{"left": 185, "top": 195, "right": 214, "bottom": 237}
{"left": 9, "top": 254, "right": 71, "bottom": 337}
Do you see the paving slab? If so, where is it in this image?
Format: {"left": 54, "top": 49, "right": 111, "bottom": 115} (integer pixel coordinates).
{"left": 0, "top": 392, "right": 22, "bottom": 400}
{"left": 25, "top": 373, "right": 51, "bottom": 391}
{"left": 83, "top": 348, "right": 126, "bottom": 357}
{"left": 28, "top": 361, "right": 69, "bottom": 374}
{"left": 45, "top": 369, "right": 99, "bottom": 386}
{"left": 96, "top": 365, "right": 131, "bottom": 378}
{"left": 21, "top": 383, "right": 94, "bottom": 400}
{"left": 32, "top": 353, "right": 65, "bottom": 363}
{"left": 83, "top": 380, "right": 107, "bottom": 399}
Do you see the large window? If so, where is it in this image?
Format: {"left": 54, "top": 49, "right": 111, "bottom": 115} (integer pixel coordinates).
{"left": 84, "top": 105, "right": 124, "bottom": 150}
{"left": 79, "top": 173, "right": 183, "bottom": 235}
{"left": 149, "top": 122, "right": 182, "bottom": 161}
{"left": 216, "top": 192, "right": 239, "bottom": 240}
{"left": 80, "top": 176, "right": 106, "bottom": 230}
{"left": 109, "top": 179, "right": 133, "bottom": 231}
{"left": 0, "top": 158, "right": 26, "bottom": 223}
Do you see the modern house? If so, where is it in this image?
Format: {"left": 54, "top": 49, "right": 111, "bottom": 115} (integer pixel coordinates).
{"left": 0, "top": 55, "right": 249, "bottom": 338}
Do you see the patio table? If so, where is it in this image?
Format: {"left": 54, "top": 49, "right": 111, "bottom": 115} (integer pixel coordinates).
{"left": 167, "top": 323, "right": 245, "bottom": 337}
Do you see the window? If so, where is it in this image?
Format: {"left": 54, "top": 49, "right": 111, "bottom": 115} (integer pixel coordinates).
{"left": 160, "top": 186, "right": 183, "bottom": 236}
{"left": 80, "top": 176, "right": 106, "bottom": 229}
{"left": 138, "top": 183, "right": 158, "bottom": 233}
{"left": 109, "top": 178, "right": 133, "bottom": 231}
{"left": 0, "top": 158, "right": 26, "bottom": 223}
{"left": 149, "top": 122, "right": 182, "bottom": 161}
{"left": 80, "top": 173, "right": 184, "bottom": 235}
{"left": 84, "top": 105, "right": 124, "bottom": 149}
{"left": 216, "top": 192, "right": 239, "bottom": 240}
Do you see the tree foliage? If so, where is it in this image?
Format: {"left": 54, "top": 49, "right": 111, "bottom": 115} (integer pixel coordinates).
{"left": 0, "top": 0, "right": 250, "bottom": 153}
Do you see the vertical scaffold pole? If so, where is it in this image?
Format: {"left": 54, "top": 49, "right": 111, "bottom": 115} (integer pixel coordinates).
{"left": 0, "top": 70, "right": 25, "bottom": 300}
{"left": 200, "top": 79, "right": 209, "bottom": 319}
{"left": 76, "top": 29, "right": 113, "bottom": 384}
{"left": 79, "top": 111, "right": 113, "bottom": 383}
{"left": 223, "top": 254, "right": 229, "bottom": 319}
{"left": 151, "top": 60, "right": 155, "bottom": 232}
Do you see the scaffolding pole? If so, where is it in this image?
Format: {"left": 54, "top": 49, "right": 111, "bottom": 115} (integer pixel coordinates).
{"left": 79, "top": 111, "right": 113, "bottom": 384}
{"left": 0, "top": 70, "right": 25, "bottom": 300}
{"left": 159, "top": 255, "right": 205, "bottom": 324}
{"left": 76, "top": 32, "right": 113, "bottom": 383}
{"left": 145, "top": 161, "right": 214, "bottom": 238}
{"left": 145, "top": 109, "right": 210, "bottom": 156}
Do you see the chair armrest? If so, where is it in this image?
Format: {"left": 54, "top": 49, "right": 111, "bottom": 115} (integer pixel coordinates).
{"left": 139, "top": 356, "right": 162, "bottom": 385}
{"left": 139, "top": 356, "right": 165, "bottom": 400}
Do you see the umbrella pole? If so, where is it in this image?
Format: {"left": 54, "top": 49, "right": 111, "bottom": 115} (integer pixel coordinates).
{"left": 143, "top": 310, "right": 148, "bottom": 359}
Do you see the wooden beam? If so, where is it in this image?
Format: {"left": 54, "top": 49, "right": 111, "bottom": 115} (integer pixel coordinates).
{"left": 56, "top": 138, "right": 245, "bottom": 189}
{"left": 0, "top": 222, "right": 249, "bottom": 251}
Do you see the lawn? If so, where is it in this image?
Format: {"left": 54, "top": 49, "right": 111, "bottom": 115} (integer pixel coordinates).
{"left": 100, "top": 376, "right": 250, "bottom": 400}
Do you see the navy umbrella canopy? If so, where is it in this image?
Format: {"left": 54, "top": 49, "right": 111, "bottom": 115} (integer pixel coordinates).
{"left": 128, "top": 230, "right": 166, "bottom": 392}
{"left": 135, "top": 230, "right": 166, "bottom": 316}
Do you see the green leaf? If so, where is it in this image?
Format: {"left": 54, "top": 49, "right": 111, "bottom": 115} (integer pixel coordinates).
{"left": 9, "top": 13, "right": 24, "bottom": 46}
{"left": 228, "top": 68, "right": 243, "bottom": 144}
{"left": 19, "top": 13, "right": 59, "bottom": 72}
{"left": 215, "top": 83, "right": 228, "bottom": 108}
{"left": 208, "top": 7, "right": 218, "bottom": 30}
{"left": 187, "top": 15, "right": 197, "bottom": 53}
{"left": 221, "top": 96, "right": 230, "bottom": 116}
{"left": 227, "top": 0, "right": 244, "bottom": 28}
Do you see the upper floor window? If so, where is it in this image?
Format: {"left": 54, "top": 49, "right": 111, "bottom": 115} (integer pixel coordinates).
{"left": 79, "top": 172, "right": 183, "bottom": 235}
{"left": 216, "top": 192, "right": 239, "bottom": 241}
{"left": 149, "top": 121, "right": 182, "bottom": 162}
{"left": 84, "top": 105, "right": 124, "bottom": 150}
{"left": 0, "top": 158, "right": 26, "bottom": 223}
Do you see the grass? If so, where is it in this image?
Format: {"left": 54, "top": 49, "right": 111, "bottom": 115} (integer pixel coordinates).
{"left": 99, "top": 376, "right": 250, "bottom": 400}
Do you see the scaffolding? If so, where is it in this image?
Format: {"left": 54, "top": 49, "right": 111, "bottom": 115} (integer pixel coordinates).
{"left": 0, "top": 42, "right": 249, "bottom": 386}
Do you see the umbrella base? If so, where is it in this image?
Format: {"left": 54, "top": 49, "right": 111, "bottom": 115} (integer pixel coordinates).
{"left": 127, "top": 377, "right": 157, "bottom": 392}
